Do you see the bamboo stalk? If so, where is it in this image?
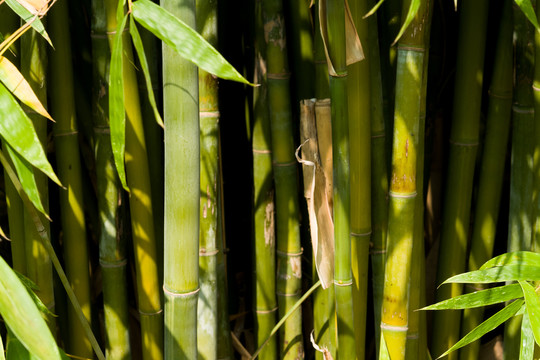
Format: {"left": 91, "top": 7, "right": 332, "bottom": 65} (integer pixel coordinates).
{"left": 262, "top": 0, "right": 304, "bottom": 358}
{"left": 49, "top": 0, "right": 93, "bottom": 357}
{"left": 458, "top": 3, "right": 512, "bottom": 359}
{"left": 161, "top": 0, "right": 200, "bottom": 357}
{"left": 348, "top": 0, "right": 371, "bottom": 358}
{"left": 253, "top": 1, "right": 277, "bottom": 358}
{"left": 431, "top": 2, "right": 489, "bottom": 359}
{"left": 379, "top": 0, "right": 430, "bottom": 358}
{"left": 90, "top": 0, "right": 132, "bottom": 357}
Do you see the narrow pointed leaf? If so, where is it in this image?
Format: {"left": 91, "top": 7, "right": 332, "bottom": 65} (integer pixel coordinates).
{"left": 5, "top": 143, "right": 48, "bottom": 218}
{"left": 0, "top": 256, "right": 60, "bottom": 360}
{"left": 0, "top": 328, "right": 5, "bottom": 360}
{"left": 515, "top": 0, "right": 540, "bottom": 29}
{"left": 0, "top": 56, "right": 52, "bottom": 121}
{"left": 0, "top": 82, "right": 61, "bottom": 186}
{"left": 4, "top": 0, "right": 51, "bottom": 45}
{"left": 129, "top": 17, "right": 164, "bottom": 128}
{"left": 393, "top": 0, "right": 421, "bottom": 44}
{"left": 363, "top": 0, "right": 385, "bottom": 19}
{"left": 132, "top": 0, "right": 252, "bottom": 85}
{"left": 520, "top": 312, "right": 534, "bottom": 360}
{"left": 421, "top": 284, "right": 523, "bottom": 310}
{"left": 443, "top": 265, "right": 540, "bottom": 284}
{"left": 436, "top": 300, "right": 524, "bottom": 359}
{"left": 109, "top": 14, "right": 129, "bottom": 191}
{"left": 14, "top": 272, "right": 55, "bottom": 318}
{"left": 518, "top": 281, "right": 540, "bottom": 345}
{"left": 480, "top": 251, "right": 540, "bottom": 270}
{"left": 379, "top": 333, "right": 391, "bottom": 360}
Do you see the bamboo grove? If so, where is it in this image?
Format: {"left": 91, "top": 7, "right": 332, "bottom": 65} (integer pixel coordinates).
{"left": 3, "top": 0, "right": 540, "bottom": 359}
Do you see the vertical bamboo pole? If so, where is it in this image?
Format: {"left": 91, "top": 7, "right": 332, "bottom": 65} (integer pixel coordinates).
{"left": 262, "top": 0, "right": 304, "bottom": 357}
{"left": 458, "top": 3, "right": 512, "bottom": 359}
{"left": 90, "top": 0, "right": 132, "bottom": 357}
{"left": 253, "top": 0, "right": 277, "bottom": 358}
{"left": 379, "top": 0, "right": 429, "bottom": 358}
{"left": 49, "top": 0, "right": 92, "bottom": 357}
{"left": 161, "top": 0, "right": 200, "bottom": 357}
{"left": 431, "top": 2, "right": 489, "bottom": 359}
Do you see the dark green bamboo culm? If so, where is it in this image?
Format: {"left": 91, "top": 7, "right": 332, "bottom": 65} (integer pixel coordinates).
{"left": 379, "top": 0, "right": 430, "bottom": 358}
{"left": 348, "top": 0, "right": 371, "bottom": 358}
{"left": 262, "top": 0, "right": 304, "bottom": 358}
{"left": 533, "top": 0, "right": 540, "bottom": 257}
{"left": 49, "top": 0, "right": 93, "bottom": 357}
{"left": 431, "top": 2, "right": 489, "bottom": 359}
{"left": 458, "top": 3, "right": 512, "bottom": 359}
{"left": 90, "top": 0, "right": 132, "bottom": 357}
{"left": 197, "top": 0, "right": 221, "bottom": 356}
{"left": 161, "top": 0, "right": 200, "bottom": 357}
{"left": 253, "top": 0, "right": 277, "bottom": 358}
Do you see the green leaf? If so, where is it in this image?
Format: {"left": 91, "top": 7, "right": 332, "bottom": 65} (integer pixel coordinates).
{"left": 129, "top": 17, "right": 164, "bottom": 128}
{"left": 0, "top": 82, "right": 61, "bottom": 186}
{"left": 0, "top": 331, "right": 5, "bottom": 360}
{"left": 480, "top": 251, "right": 540, "bottom": 270}
{"left": 393, "top": 0, "right": 420, "bottom": 44}
{"left": 4, "top": 143, "right": 48, "bottom": 219}
{"left": 0, "top": 256, "right": 60, "bottom": 359}
{"left": 363, "top": 0, "right": 385, "bottom": 19}
{"left": 421, "top": 284, "right": 523, "bottom": 310}
{"left": 109, "top": 13, "right": 129, "bottom": 191}
{"left": 132, "top": 0, "right": 252, "bottom": 85}
{"left": 14, "top": 271, "right": 55, "bottom": 319}
{"left": 520, "top": 312, "right": 534, "bottom": 360}
{"left": 518, "top": 281, "right": 540, "bottom": 345}
{"left": 379, "top": 332, "right": 391, "bottom": 360}
{"left": 0, "top": 56, "right": 52, "bottom": 121}
{"left": 6, "top": 328, "right": 38, "bottom": 360}
{"left": 3, "top": 0, "right": 52, "bottom": 46}
{"left": 515, "top": 0, "right": 540, "bottom": 30}
{"left": 436, "top": 299, "right": 524, "bottom": 359}
{"left": 443, "top": 265, "right": 540, "bottom": 284}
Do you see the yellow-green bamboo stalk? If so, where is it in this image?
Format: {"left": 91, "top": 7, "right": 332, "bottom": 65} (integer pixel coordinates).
{"left": 49, "top": 0, "right": 92, "bottom": 356}
{"left": 20, "top": 22, "right": 55, "bottom": 333}
{"left": 431, "top": 2, "right": 489, "bottom": 359}
{"left": 197, "top": 0, "right": 221, "bottom": 356}
{"left": 90, "top": 0, "right": 132, "bottom": 357}
{"left": 253, "top": 1, "right": 277, "bottom": 358}
{"left": 379, "top": 0, "right": 429, "bottom": 358}
{"left": 458, "top": 3, "right": 512, "bottom": 359}
{"left": 348, "top": 0, "right": 371, "bottom": 359}
{"left": 161, "top": 0, "right": 200, "bottom": 357}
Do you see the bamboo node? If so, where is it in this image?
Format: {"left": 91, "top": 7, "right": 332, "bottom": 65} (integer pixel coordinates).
{"left": 448, "top": 139, "right": 479, "bottom": 147}
{"left": 276, "top": 248, "right": 304, "bottom": 257}
{"left": 371, "top": 132, "right": 385, "bottom": 139}
{"left": 370, "top": 249, "right": 387, "bottom": 255}
{"left": 93, "top": 126, "right": 110, "bottom": 134}
{"left": 267, "top": 72, "right": 291, "bottom": 80}
{"left": 163, "top": 285, "right": 200, "bottom": 298}
{"left": 380, "top": 323, "right": 408, "bottom": 331}
{"left": 200, "top": 111, "right": 220, "bottom": 118}
{"left": 272, "top": 160, "right": 297, "bottom": 167}
{"left": 138, "top": 308, "right": 163, "bottom": 316}
{"left": 512, "top": 105, "right": 534, "bottom": 114}
{"left": 488, "top": 89, "right": 512, "bottom": 99}
{"left": 406, "top": 332, "right": 419, "bottom": 339}
{"left": 255, "top": 306, "right": 278, "bottom": 314}
{"left": 252, "top": 148, "right": 272, "bottom": 154}
{"left": 333, "top": 279, "right": 353, "bottom": 287}
{"left": 351, "top": 230, "right": 372, "bottom": 238}
{"left": 54, "top": 130, "right": 78, "bottom": 137}
{"left": 99, "top": 258, "right": 128, "bottom": 268}
{"left": 199, "top": 248, "right": 219, "bottom": 256}
{"left": 276, "top": 290, "right": 302, "bottom": 297}
{"left": 388, "top": 190, "right": 417, "bottom": 198}
{"left": 397, "top": 45, "right": 425, "bottom": 53}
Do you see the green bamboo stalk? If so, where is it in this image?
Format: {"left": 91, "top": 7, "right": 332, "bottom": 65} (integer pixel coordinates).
{"left": 197, "top": 0, "right": 220, "bottom": 357}
{"left": 504, "top": 5, "right": 536, "bottom": 359}
{"left": 90, "top": 0, "right": 132, "bottom": 357}
{"left": 161, "top": 0, "right": 200, "bottom": 357}
{"left": 379, "top": 0, "right": 429, "bottom": 358}
{"left": 533, "top": 0, "right": 540, "bottom": 257}
{"left": 20, "top": 22, "right": 56, "bottom": 333}
{"left": 262, "top": 0, "right": 304, "bottom": 357}
{"left": 314, "top": 0, "right": 330, "bottom": 101}
{"left": 366, "top": 0, "right": 389, "bottom": 355}
{"left": 431, "top": 2, "right": 489, "bottom": 359}
{"left": 48, "top": 0, "right": 93, "bottom": 356}
{"left": 253, "top": 1, "right": 277, "bottom": 358}
{"left": 458, "top": 3, "right": 512, "bottom": 359}
{"left": 348, "top": 0, "right": 371, "bottom": 359}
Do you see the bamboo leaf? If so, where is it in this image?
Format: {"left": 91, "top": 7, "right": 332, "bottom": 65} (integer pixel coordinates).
{"left": 363, "top": 0, "right": 384, "bottom": 19}
{"left": 3, "top": 0, "right": 51, "bottom": 45}
{"left": 0, "top": 56, "right": 52, "bottom": 121}
{"left": 480, "top": 251, "right": 540, "bottom": 270}
{"left": 443, "top": 265, "right": 540, "bottom": 284}
{"left": 436, "top": 299, "right": 524, "bottom": 359}
{"left": 0, "top": 82, "right": 61, "bottom": 186}
{"left": 6, "top": 329, "right": 70, "bottom": 360}
{"left": 129, "top": 17, "right": 164, "bottom": 128}
{"left": 393, "top": 0, "right": 420, "bottom": 44}
{"left": 520, "top": 312, "right": 534, "bottom": 360}
{"left": 14, "top": 271, "right": 55, "bottom": 318}
{"left": 109, "top": 13, "right": 129, "bottom": 191}
{"left": 379, "top": 333, "right": 391, "bottom": 360}
{"left": 514, "top": 0, "right": 540, "bottom": 30}
{"left": 0, "top": 330, "right": 5, "bottom": 360}
{"left": 0, "top": 256, "right": 60, "bottom": 360}
{"left": 132, "top": 0, "right": 252, "bottom": 85}
{"left": 518, "top": 281, "right": 540, "bottom": 345}
{"left": 4, "top": 143, "right": 48, "bottom": 218}
{"left": 421, "top": 284, "right": 523, "bottom": 310}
